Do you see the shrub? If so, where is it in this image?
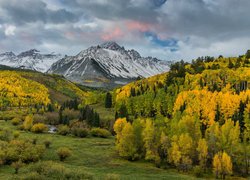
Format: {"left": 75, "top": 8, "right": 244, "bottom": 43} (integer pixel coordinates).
{"left": 6, "top": 140, "right": 45, "bottom": 163}
{"left": 90, "top": 128, "right": 111, "bottom": 138}
{"left": 23, "top": 115, "right": 33, "bottom": 131}
{"left": 0, "top": 128, "right": 13, "bottom": 142}
{"left": 56, "top": 147, "right": 72, "bottom": 161}
{"left": 33, "top": 114, "right": 47, "bottom": 124}
{"left": 13, "top": 131, "right": 20, "bottom": 139}
{"left": 38, "top": 108, "right": 45, "bottom": 114}
{"left": 0, "top": 147, "right": 6, "bottom": 165}
{"left": 31, "top": 123, "right": 48, "bottom": 133}
{"left": 43, "top": 139, "right": 52, "bottom": 149}
{"left": 11, "top": 160, "right": 24, "bottom": 174}
{"left": 44, "top": 112, "right": 59, "bottom": 125}
{"left": 28, "top": 161, "right": 93, "bottom": 179}
{"left": 29, "top": 161, "right": 66, "bottom": 178}
{"left": 57, "top": 125, "right": 70, "bottom": 136}
{"left": 62, "top": 108, "right": 80, "bottom": 121}
{"left": 193, "top": 166, "right": 203, "bottom": 178}
{"left": 71, "top": 127, "right": 89, "bottom": 138}
{"left": 11, "top": 118, "right": 21, "bottom": 126}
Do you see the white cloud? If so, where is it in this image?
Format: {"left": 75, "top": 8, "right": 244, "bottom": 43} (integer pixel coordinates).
{"left": 4, "top": 25, "right": 16, "bottom": 36}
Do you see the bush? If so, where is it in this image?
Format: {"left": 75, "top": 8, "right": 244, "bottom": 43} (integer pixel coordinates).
{"left": 13, "top": 131, "right": 20, "bottom": 139}
{"left": 0, "top": 128, "right": 13, "bottom": 141}
{"left": 43, "top": 139, "right": 52, "bottom": 149}
{"left": 90, "top": 128, "right": 111, "bottom": 138}
{"left": 23, "top": 115, "right": 33, "bottom": 131}
{"left": 33, "top": 114, "right": 47, "bottom": 124}
{"left": 57, "top": 125, "right": 70, "bottom": 136}
{"left": 11, "top": 160, "right": 24, "bottom": 174}
{"left": 193, "top": 166, "right": 203, "bottom": 178}
{"left": 44, "top": 112, "right": 59, "bottom": 125}
{"left": 5, "top": 140, "right": 45, "bottom": 164}
{"left": 27, "top": 161, "right": 93, "bottom": 179}
{"left": 62, "top": 108, "right": 80, "bottom": 120}
{"left": 31, "top": 123, "right": 48, "bottom": 133}
{"left": 71, "top": 127, "right": 89, "bottom": 138}
{"left": 11, "top": 118, "right": 21, "bottom": 126}
{"left": 56, "top": 147, "right": 72, "bottom": 161}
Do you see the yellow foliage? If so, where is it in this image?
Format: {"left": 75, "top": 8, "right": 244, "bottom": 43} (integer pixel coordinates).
{"left": 0, "top": 71, "right": 50, "bottom": 108}
{"left": 23, "top": 114, "right": 33, "bottom": 131}
{"left": 197, "top": 138, "right": 208, "bottom": 170}
{"left": 113, "top": 118, "right": 128, "bottom": 143}
{"left": 174, "top": 89, "right": 250, "bottom": 126}
{"left": 213, "top": 151, "right": 233, "bottom": 179}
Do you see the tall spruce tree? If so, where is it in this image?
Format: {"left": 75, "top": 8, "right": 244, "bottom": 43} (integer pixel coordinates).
{"left": 105, "top": 92, "right": 112, "bottom": 108}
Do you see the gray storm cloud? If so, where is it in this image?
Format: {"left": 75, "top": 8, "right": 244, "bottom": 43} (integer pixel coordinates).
{"left": 0, "top": 0, "right": 249, "bottom": 61}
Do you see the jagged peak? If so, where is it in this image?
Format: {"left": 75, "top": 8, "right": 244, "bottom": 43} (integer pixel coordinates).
{"left": 17, "top": 49, "right": 40, "bottom": 57}
{"left": 99, "top": 41, "right": 124, "bottom": 51}
{"left": 127, "top": 49, "right": 141, "bottom": 59}
{"left": 0, "top": 51, "right": 16, "bottom": 57}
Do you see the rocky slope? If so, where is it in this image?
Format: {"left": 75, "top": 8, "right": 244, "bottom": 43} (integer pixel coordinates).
{"left": 48, "top": 42, "right": 171, "bottom": 88}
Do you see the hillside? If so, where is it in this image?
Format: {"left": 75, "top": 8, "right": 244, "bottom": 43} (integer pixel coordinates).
{"left": 0, "top": 69, "right": 94, "bottom": 108}
{"left": 113, "top": 53, "right": 250, "bottom": 178}
{"left": 0, "top": 53, "right": 250, "bottom": 179}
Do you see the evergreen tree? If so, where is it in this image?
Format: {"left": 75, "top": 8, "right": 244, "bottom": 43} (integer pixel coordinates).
{"left": 105, "top": 92, "right": 112, "bottom": 108}
{"left": 235, "top": 58, "right": 241, "bottom": 68}
{"left": 246, "top": 50, "right": 250, "bottom": 59}
{"left": 79, "top": 107, "right": 86, "bottom": 121}
{"left": 118, "top": 104, "right": 128, "bottom": 119}
{"left": 130, "top": 88, "right": 136, "bottom": 97}
{"left": 93, "top": 112, "right": 100, "bottom": 127}
{"left": 59, "top": 107, "right": 63, "bottom": 124}
{"left": 228, "top": 59, "right": 234, "bottom": 69}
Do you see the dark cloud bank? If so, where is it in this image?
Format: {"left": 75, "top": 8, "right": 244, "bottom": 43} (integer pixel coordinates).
{"left": 0, "top": 0, "right": 250, "bottom": 61}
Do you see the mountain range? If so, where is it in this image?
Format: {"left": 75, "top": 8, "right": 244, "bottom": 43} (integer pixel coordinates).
{"left": 0, "top": 49, "right": 62, "bottom": 73}
{"left": 0, "top": 42, "right": 172, "bottom": 88}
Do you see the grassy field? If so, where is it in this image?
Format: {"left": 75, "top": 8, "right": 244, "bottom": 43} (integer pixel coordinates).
{"left": 0, "top": 120, "right": 201, "bottom": 180}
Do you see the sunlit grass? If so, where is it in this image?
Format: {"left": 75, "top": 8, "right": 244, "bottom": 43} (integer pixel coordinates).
{"left": 0, "top": 120, "right": 198, "bottom": 180}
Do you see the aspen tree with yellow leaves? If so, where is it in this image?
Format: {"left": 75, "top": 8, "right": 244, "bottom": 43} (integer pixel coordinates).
{"left": 213, "top": 151, "right": 232, "bottom": 179}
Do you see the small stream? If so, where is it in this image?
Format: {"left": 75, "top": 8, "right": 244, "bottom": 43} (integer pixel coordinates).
{"left": 47, "top": 125, "right": 57, "bottom": 133}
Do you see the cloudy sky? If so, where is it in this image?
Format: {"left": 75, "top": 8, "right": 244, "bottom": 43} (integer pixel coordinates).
{"left": 0, "top": 0, "right": 250, "bottom": 61}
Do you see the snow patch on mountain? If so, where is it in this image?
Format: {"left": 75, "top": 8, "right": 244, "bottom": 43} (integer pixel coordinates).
{"left": 0, "top": 49, "right": 62, "bottom": 72}
{"left": 48, "top": 42, "right": 172, "bottom": 88}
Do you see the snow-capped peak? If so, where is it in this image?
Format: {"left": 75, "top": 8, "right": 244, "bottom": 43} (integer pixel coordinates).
{"left": 0, "top": 49, "right": 62, "bottom": 72}
{"left": 100, "top": 41, "right": 125, "bottom": 51}
{"left": 17, "top": 49, "right": 40, "bottom": 58}
{"left": 0, "top": 51, "right": 16, "bottom": 57}
{"left": 48, "top": 42, "right": 172, "bottom": 88}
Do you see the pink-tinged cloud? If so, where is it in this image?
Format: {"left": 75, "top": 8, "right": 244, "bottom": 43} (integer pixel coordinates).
{"left": 101, "top": 27, "right": 124, "bottom": 41}
{"left": 126, "top": 20, "right": 153, "bottom": 32}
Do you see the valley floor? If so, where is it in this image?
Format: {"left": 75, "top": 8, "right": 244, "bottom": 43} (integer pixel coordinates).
{"left": 0, "top": 120, "right": 200, "bottom": 180}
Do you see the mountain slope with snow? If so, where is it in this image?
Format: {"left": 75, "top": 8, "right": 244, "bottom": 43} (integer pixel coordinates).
{"left": 48, "top": 42, "right": 172, "bottom": 88}
{"left": 0, "top": 49, "right": 62, "bottom": 72}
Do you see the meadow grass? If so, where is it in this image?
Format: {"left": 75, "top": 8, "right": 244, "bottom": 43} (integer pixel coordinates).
{"left": 0, "top": 120, "right": 200, "bottom": 180}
